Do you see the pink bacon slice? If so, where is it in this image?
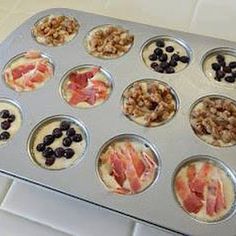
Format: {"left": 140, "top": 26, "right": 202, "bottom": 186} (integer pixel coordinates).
{"left": 175, "top": 176, "right": 203, "bottom": 214}
{"left": 189, "top": 162, "right": 212, "bottom": 199}
{"left": 141, "top": 151, "right": 157, "bottom": 181}
{"left": 125, "top": 142, "right": 145, "bottom": 177}
{"left": 12, "top": 64, "right": 35, "bottom": 80}
{"left": 215, "top": 179, "right": 226, "bottom": 213}
{"left": 25, "top": 50, "right": 41, "bottom": 59}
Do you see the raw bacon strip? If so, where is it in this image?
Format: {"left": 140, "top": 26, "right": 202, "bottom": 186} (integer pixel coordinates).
{"left": 175, "top": 176, "right": 203, "bottom": 214}
{"left": 37, "top": 62, "right": 49, "bottom": 73}
{"left": 69, "top": 88, "right": 97, "bottom": 106}
{"left": 189, "top": 162, "right": 212, "bottom": 199}
{"left": 187, "top": 164, "right": 196, "bottom": 183}
{"left": 125, "top": 142, "right": 145, "bottom": 177}
{"left": 141, "top": 151, "right": 157, "bottom": 180}
{"left": 206, "top": 179, "right": 218, "bottom": 216}
{"left": 12, "top": 64, "right": 35, "bottom": 80}
{"left": 215, "top": 180, "right": 226, "bottom": 213}
{"left": 25, "top": 50, "right": 41, "bottom": 59}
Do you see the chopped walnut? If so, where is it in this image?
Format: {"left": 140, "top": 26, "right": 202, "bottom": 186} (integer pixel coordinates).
{"left": 122, "top": 80, "right": 176, "bottom": 126}
{"left": 87, "top": 25, "right": 134, "bottom": 58}
{"left": 190, "top": 97, "right": 236, "bottom": 146}
{"left": 32, "top": 15, "right": 79, "bottom": 46}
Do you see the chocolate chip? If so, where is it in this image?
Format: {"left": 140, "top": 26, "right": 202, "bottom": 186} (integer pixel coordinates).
{"left": 148, "top": 54, "right": 157, "bottom": 61}
{"left": 72, "top": 133, "right": 83, "bottom": 142}
{"left": 159, "top": 53, "right": 168, "bottom": 62}
{"left": 169, "top": 59, "right": 177, "bottom": 67}
{"left": 64, "top": 148, "right": 75, "bottom": 159}
{"left": 215, "top": 70, "right": 225, "bottom": 80}
{"left": 223, "top": 66, "right": 231, "bottom": 73}
{"left": 63, "top": 137, "right": 72, "bottom": 147}
{"left": 0, "top": 131, "right": 10, "bottom": 140}
{"left": 225, "top": 76, "right": 235, "bottom": 83}
{"left": 8, "top": 114, "right": 15, "bottom": 123}
{"left": 229, "top": 61, "right": 236, "bottom": 69}
{"left": 52, "top": 128, "right": 63, "bottom": 138}
{"left": 150, "top": 62, "right": 158, "bottom": 69}
{"left": 36, "top": 143, "right": 46, "bottom": 152}
{"left": 1, "top": 120, "right": 10, "bottom": 130}
{"left": 165, "top": 46, "right": 174, "bottom": 53}
{"left": 43, "top": 134, "right": 55, "bottom": 146}
{"left": 155, "top": 39, "right": 165, "bottom": 47}
{"left": 0, "top": 110, "right": 10, "bottom": 119}
{"left": 179, "top": 56, "right": 190, "bottom": 63}
{"left": 160, "top": 61, "right": 169, "bottom": 69}
{"left": 171, "top": 53, "right": 180, "bottom": 61}
{"left": 165, "top": 67, "right": 175, "bottom": 74}
{"left": 60, "top": 121, "right": 70, "bottom": 131}
{"left": 216, "top": 54, "right": 225, "bottom": 63}
{"left": 45, "top": 156, "right": 55, "bottom": 166}
{"left": 42, "top": 147, "right": 54, "bottom": 158}
{"left": 154, "top": 66, "right": 164, "bottom": 73}
{"left": 154, "top": 48, "right": 163, "bottom": 56}
{"left": 211, "top": 63, "right": 221, "bottom": 71}
{"left": 54, "top": 147, "right": 65, "bottom": 158}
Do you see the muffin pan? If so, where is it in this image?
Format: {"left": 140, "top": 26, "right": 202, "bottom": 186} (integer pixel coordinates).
{"left": 0, "top": 8, "right": 235, "bottom": 236}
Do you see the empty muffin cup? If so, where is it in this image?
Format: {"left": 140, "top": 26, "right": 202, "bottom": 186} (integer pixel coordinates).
{"left": 122, "top": 79, "right": 179, "bottom": 127}
{"left": 97, "top": 134, "right": 160, "bottom": 195}
{"left": 28, "top": 115, "right": 88, "bottom": 170}
{"left": 0, "top": 98, "right": 22, "bottom": 145}
{"left": 202, "top": 47, "right": 236, "bottom": 86}
{"left": 190, "top": 95, "right": 236, "bottom": 147}
{"left": 141, "top": 36, "right": 191, "bottom": 74}
{"left": 84, "top": 24, "right": 134, "bottom": 59}
{"left": 60, "top": 65, "right": 113, "bottom": 108}
{"left": 173, "top": 155, "right": 236, "bottom": 223}
{"left": 3, "top": 50, "right": 54, "bottom": 92}
{"left": 32, "top": 15, "right": 79, "bottom": 47}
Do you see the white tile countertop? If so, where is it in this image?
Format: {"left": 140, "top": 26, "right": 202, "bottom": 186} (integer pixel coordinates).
{"left": 0, "top": 0, "right": 235, "bottom": 235}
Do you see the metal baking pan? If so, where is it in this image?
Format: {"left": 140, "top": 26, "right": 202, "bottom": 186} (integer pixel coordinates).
{"left": 0, "top": 8, "right": 236, "bottom": 236}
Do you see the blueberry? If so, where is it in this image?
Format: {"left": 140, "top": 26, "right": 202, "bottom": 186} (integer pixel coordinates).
{"left": 60, "top": 121, "right": 70, "bottom": 131}
{"left": 179, "top": 56, "right": 190, "bottom": 63}
{"left": 52, "top": 128, "right": 63, "bottom": 138}
{"left": 66, "top": 127, "right": 76, "bottom": 137}
{"left": 155, "top": 39, "right": 165, "bottom": 47}
{"left": 43, "top": 135, "right": 55, "bottom": 146}
{"left": 218, "top": 60, "right": 226, "bottom": 67}
{"left": 154, "top": 66, "right": 164, "bottom": 73}
{"left": 231, "top": 71, "right": 236, "bottom": 78}
{"left": 225, "top": 76, "right": 235, "bottom": 83}
{"left": 36, "top": 143, "right": 45, "bottom": 152}
{"left": 45, "top": 156, "right": 55, "bottom": 166}
{"left": 72, "top": 133, "right": 83, "bottom": 142}
{"left": 171, "top": 53, "right": 180, "bottom": 61}
{"left": 64, "top": 148, "right": 75, "bottom": 159}
{"left": 165, "top": 46, "right": 174, "bottom": 53}
{"left": 63, "top": 137, "right": 72, "bottom": 147}
{"left": 159, "top": 53, "right": 168, "bottom": 62}
{"left": 42, "top": 147, "right": 54, "bottom": 158}
{"left": 214, "top": 76, "right": 222, "bottom": 82}
{"left": 216, "top": 54, "right": 225, "bottom": 63}
{"left": 223, "top": 66, "right": 231, "bottom": 73}
{"left": 8, "top": 114, "right": 15, "bottom": 123}
{"left": 0, "top": 110, "right": 10, "bottom": 119}
{"left": 169, "top": 59, "right": 177, "bottom": 67}
{"left": 160, "top": 61, "right": 169, "bottom": 69}
{"left": 165, "top": 67, "right": 175, "bottom": 74}
{"left": 150, "top": 62, "right": 158, "bottom": 69}
{"left": 215, "top": 70, "right": 225, "bottom": 80}
{"left": 54, "top": 147, "right": 65, "bottom": 158}
{"left": 1, "top": 120, "right": 10, "bottom": 130}
{"left": 229, "top": 61, "right": 236, "bottom": 69}
{"left": 211, "top": 63, "right": 221, "bottom": 71}
{"left": 0, "top": 131, "right": 10, "bottom": 140}
{"left": 154, "top": 48, "right": 163, "bottom": 56}
{"left": 148, "top": 54, "right": 157, "bottom": 61}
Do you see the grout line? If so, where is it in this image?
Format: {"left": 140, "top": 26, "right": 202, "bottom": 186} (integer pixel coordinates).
{"left": 0, "top": 208, "right": 74, "bottom": 236}
{"left": 188, "top": 0, "right": 202, "bottom": 32}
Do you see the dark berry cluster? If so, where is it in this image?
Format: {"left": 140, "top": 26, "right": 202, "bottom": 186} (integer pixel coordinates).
{"left": 211, "top": 54, "right": 236, "bottom": 83}
{"left": 36, "top": 120, "right": 83, "bottom": 166}
{"left": 0, "top": 109, "right": 16, "bottom": 141}
{"left": 148, "top": 39, "right": 190, "bottom": 74}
